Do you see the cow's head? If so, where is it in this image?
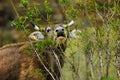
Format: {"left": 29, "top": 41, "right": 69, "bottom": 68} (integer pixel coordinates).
{"left": 29, "top": 20, "right": 75, "bottom": 41}
{"left": 45, "top": 24, "right": 67, "bottom": 41}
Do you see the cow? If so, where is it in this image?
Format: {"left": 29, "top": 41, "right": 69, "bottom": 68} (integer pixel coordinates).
{"left": 0, "top": 24, "right": 67, "bottom": 80}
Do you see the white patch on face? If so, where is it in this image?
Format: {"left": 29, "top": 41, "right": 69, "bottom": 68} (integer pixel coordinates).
{"left": 46, "top": 25, "right": 65, "bottom": 40}
{"left": 46, "top": 27, "right": 54, "bottom": 38}
{"left": 55, "top": 27, "right": 63, "bottom": 31}
{"left": 46, "top": 27, "right": 51, "bottom": 30}
{"left": 55, "top": 27, "right": 64, "bottom": 33}
{"left": 46, "top": 27, "right": 51, "bottom": 33}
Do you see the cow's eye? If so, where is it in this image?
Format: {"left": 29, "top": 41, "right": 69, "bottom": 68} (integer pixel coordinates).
{"left": 46, "top": 27, "right": 51, "bottom": 33}
{"left": 47, "top": 29, "right": 51, "bottom": 33}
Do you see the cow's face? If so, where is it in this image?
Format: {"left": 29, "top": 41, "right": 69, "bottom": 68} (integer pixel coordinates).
{"left": 29, "top": 24, "right": 67, "bottom": 42}
{"left": 46, "top": 24, "right": 66, "bottom": 41}
{"left": 29, "top": 20, "right": 75, "bottom": 41}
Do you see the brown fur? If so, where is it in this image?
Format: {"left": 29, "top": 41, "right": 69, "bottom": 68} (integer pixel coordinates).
{"left": 0, "top": 42, "right": 39, "bottom": 80}
{"left": 0, "top": 40, "right": 66, "bottom": 80}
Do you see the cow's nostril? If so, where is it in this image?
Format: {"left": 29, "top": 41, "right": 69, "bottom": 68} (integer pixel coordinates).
{"left": 62, "top": 28, "right": 64, "bottom": 31}
{"left": 56, "top": 29, "right": 58, "bottom": 32}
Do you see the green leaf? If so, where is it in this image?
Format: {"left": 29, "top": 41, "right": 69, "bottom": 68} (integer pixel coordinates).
{"left": 101, "top": 77, "right": 113, "bottom": 80}
{"left": 21, "top": 0, "right": 29, "bottom": 7}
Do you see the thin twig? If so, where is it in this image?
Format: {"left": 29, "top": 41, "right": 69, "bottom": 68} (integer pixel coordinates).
{"left": 9, "top": 0, "right": 19, "bottom": 18}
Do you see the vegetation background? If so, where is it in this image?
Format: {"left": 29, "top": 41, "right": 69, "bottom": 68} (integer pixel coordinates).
{"left": 0, "top": 0, "right": 120, "bottom": 80}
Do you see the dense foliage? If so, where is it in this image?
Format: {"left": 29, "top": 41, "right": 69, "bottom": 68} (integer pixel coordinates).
{"left": 1, "top": 0, "right": 120, "bottom": 80}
